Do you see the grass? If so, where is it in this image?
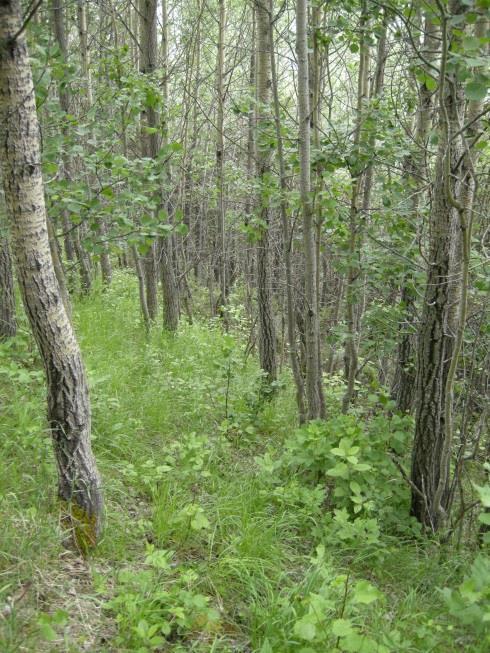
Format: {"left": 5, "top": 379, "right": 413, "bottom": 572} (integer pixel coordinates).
{"left": 0, "top": 270, "right": 486, "bottom": 652}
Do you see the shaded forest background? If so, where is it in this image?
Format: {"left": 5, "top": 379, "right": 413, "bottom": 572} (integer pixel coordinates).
{"left": 0, "top": 0, "right": 489, "bottom": 651}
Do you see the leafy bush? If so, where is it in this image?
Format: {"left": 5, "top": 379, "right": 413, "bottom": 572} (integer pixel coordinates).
{"left": 441, "top": 554, "right": 490, "bottom": 644}
{"left": 254, "top": 544, "right": 397, "bottom": 652}
{"left": 257, "top": 412, "right": 414, "bottom": 546}
{"left": 106, "top": 544, "right": 220, "bottom": 652}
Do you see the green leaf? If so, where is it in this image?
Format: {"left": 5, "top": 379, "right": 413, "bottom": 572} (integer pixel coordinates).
{"left": 341, "top": 633, "right": 380, "bottom": 653}
{"left": 37, "top": 611, "right": 67, "bottom": 642}
{"left": 332, "top": 438, "right": 352, "bottom": 458}
{"left": 354, "top": 463, "right": 372, "bottom": 472}
{"left": 293, "top": 617, "right": 317, "bottom": 641}
{"left": 352, "top": 580, "right": 384, "bottom": 604}
{"left": 424, "top": 75, "right": 438, "bottom": 91}
{"left": 462, "top": 36, "right": 480, "bottom": 52}
{"left": 350, "top": 481, "right": 361, "bottom": 495}
{"left": 51, "top": 609, "right": 69, "bottom": 625}
{"left": 38, "top": 622, "right": 57, "bottom": 641}
{"left": 150, "top": 635, "right": 165, "bottom": 646}
{"left": 326, "top": 463, "right": 349, "bottom": 478}
{"left": 465, "top": 80, "right": 487, "bottom": 101}
{"left": 415, "top": 68, "right": 437, "bottom": 91}
{"left": 473, "top": 483, "right": 490, "bottom": 507}
{"left": 429, "top": 131, "right": 439, "bottom": 145}
{"left": 135, "top": 618, "right": 149, "bottom": 637}
{"left": 190, "top": 509, "right": 210, "bottom": 531}
{"left": 332, "top": 618, "right": 355, "bottom": 637}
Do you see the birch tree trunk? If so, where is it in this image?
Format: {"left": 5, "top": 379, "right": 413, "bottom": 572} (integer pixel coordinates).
{"left": 108, "top": 0, "right": 150, "bottom": 328}
{"left": 215, "top": 0, "right": 228, "bottom": 325}
{"left": 139, "top": 0, "right": 159, "bottom": 322}
{"left": 296, "top": 0, "right": 324, "bottom": 419}
{"left": 255, "top": 0, "right": 277, "bottom": 386}
{"left": 269, "top": 2, "right": 305, "bottom": 421}
{"left": 181, "top": 0, "right": 202, "bottom": 287}
{"left": 0, "top": 231, "right": 16, "bottom": 340}
{"left": 311, "top": 2, "right": 327, "bottom": 418}
{"left": 244, "top": 7, "right": 256, "bottom": 315}
{"left": 160, "top": 0, "right": 180, "bottom": 331}
{"left": 0, "top": 0, "right": 103, "bottom": 549}
{"left": 77, "top": 0, "right": 112, "bottom": 287}
{"left": 341, "top": 0, "right": 370, "bottom": 413}
{"left": 51, "top": 0, "right": 92, "bottom": 294}
{"left": 47, "top": 217, "right": 72, "bottom": 320}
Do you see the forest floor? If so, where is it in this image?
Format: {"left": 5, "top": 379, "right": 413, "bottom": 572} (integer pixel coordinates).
{"left": 0, "top": 271, "right": 485, "bottom": 652}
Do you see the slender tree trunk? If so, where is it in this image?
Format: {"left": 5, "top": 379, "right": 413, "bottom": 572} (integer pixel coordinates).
{"left": 0, "top": 0, "right": 103, "bottom": 548}
{"left": 109, "top": 2, "right": 149, "bottom": 325}
{"left": 342, "top": 0, "right": 370, "bottom": 413}
{"left": 159, "top": 240, "right": 180, "bottom": 331}
{"left": 296, "top": 0, "right": 325, "bottom": 419}
{"left": 244, "top": 7, "right": 256, "bottom": 316}
{"left": 410, "top": 2, "right": 486, "bottom": 531}
{"left": 269, "top": 2, "right": 305, "bottom": 421}
{"left": 47, "top": 218, "right": 72, "bottom": 320}
{"left": 160, "top": 0, "right": 180, "bottom": 331}
{"left": 360, "top": 11, "right": 387, "bottom": 213}
{"left": 255, "top": 0, "right": 277, "bottom": 386}
{"left": 182, "top": 0, "right": 202, "bottom": 284}
{"left": 392, "top": 15, "right": 437, "bottom": 412}
{"left": 132, "top": 245, "right": 151, "bottom": 331}
{"left": 62, "top": 213, "right": 75, "bottom": 263}
{"left": 0, "top": 232, "right": 16, "bottom": 340}
{"left": 326, "top": 275, "right": 345, "bottom": 374}
{"left": 77, "top": 0, "right": 112, "bottom": 287}
{"left": 131, "top": 1, "right": 139, "bottom": 70}
{"left": 51, "top": 0, "right": 92, "bottom": 294}
{"left": 139, "top": 0, "right": 159, "bottom": 321}
{"left": 311, "top": 2, "right": 327, "bottom": 418}
{"left": 215, "top": 0, "right": 228, "bottom": 324}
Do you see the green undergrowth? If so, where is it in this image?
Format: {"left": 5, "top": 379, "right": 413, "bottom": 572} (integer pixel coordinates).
{"left": 0, "top": 271, "right": 488, "bottom": 652}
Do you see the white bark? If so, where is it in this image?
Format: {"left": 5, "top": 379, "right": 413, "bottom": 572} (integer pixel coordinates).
{"left": 0, "top": 0, "right": 103, "bottom": 549}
